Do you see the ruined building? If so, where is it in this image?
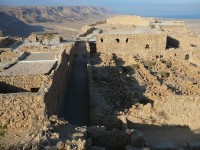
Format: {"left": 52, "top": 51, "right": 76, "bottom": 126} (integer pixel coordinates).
{"left": 0, "top": 15, "right": 200, "bottom": 150}
{"left": 27, "top": 32, "right": 61, "bottom": 45}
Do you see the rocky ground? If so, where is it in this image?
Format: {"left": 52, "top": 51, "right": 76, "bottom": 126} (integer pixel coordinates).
{"left": 89, "top": 52, "right": 200, "bottom": 149}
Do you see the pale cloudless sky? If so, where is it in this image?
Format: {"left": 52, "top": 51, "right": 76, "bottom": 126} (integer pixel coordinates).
{"left": 0, "top": 0, "right": 200, "bottom": 18}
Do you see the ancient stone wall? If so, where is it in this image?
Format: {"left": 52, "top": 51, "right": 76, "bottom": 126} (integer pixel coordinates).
{"left": 0, "top": 75, "right": 50, "bottom": 93}
{"left": 19, "top": 43, "right": 72, "bottom": 53}
{"left": 107, "top": 15, "right": 154, "bottom": 26}
{"left": 0, "top": 51, "right": 24, "bottom": 63}
{"left": 44, "top": 45, "right": 74, "bottom": 116}
{"left": 0, "top": 93, "right": 45, "bottom": 129}
{"left": 27, "top": 34, "right": 37, "bottom": 43}
{"left": 27, "top": 33, "right": 60, "bottom": 45}
{"left": 0, "top": 45, "right": 73, "bottom": 135}
{"left": 96, "top": 33, "right": 167, "bottom": 55}
{"left": 171, "top": 35, "right": 200, "bottom": 50}
{"left": 42, "top": 34, "right": 60, "bottom": 45}
{"left": 86, "top": 43, "right": 106, "bottom": 125}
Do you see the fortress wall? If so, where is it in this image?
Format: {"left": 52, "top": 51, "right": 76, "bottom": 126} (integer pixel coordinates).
{"left": 0, "top": 75, "right": 50, "bottom": 92}
{"left": 176, "top": 36, "right": 200, "bottom": 50}
{"left": 0, "top": 45, "right": 74, "bottom": 130}
{"left": 42, "top": 34, "right": 60, "bottom": 45}
{"left": 0, "top": 93, "right": 45, "bottom": 129}
{"left": 19, "top": 43, "right": 72, "bottom": 53}
{"left": 107, "top": 16, "right": 151, "bottom": 26}
{"left": 96, "top": 33, "right": 167, "bottom": 55}
{"left": 27, "top": 34, "right": 60, "bottom": 45}
{"left": 44, "top": 46, "right": 74, "bottom": 116}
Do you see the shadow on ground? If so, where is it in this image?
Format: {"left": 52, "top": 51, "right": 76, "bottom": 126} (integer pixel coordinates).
{"left": 89, "top": 52, "right": 200, "bottom": 149}
{"left": 0, "top": 12, "right": 44, "bottom": 37}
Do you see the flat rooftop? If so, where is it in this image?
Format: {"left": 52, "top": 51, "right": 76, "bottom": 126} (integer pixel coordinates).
{"left": 102, "top": 26, "right": 162, "bottom": 35}
{"left": 0, "top": 61, "right": 57, "bottom": 76}
{"left": 21, "top": 52, "right": 56, "bottom": 62}
{"left": 31, "top": 32, "right": 59, "bottom": 35}
{"left": 160, "top": 21, "right": 185, "bottom": 26}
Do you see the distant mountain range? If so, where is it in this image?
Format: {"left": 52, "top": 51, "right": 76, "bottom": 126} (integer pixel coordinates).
{"left": 0, "top": 6, "right": 111, "bottom": 23}
{"left": 0, "top": 6, "right": 111, "bottom": 37}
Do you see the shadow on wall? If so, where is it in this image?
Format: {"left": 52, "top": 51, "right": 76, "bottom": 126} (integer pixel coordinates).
{"left": 0, "top": 12, "right": 44, "bottom": 37}
{"left": 59, "top": 41, "right": 90, "bottom": 126}
{"left": 167, "top": 36, "right": 180, "bottom": 48}
{"left": 90, "top": 53, "right": 153, "bottom": 127}
{"left": 0, "top": 81, "right": 29, "bottom": 93}
{"left": 44, "top": 50, "right": 71, "bottom": 117}
{"left": 128, "top": 122, "right": 200, "bottom": 148}
{"left": 88, "top": 123, "right": 200, "bottom": 149}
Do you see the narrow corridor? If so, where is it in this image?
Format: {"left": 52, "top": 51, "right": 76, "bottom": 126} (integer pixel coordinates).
{"left": 61, "top": 41, "right": 89, "bottom": 126}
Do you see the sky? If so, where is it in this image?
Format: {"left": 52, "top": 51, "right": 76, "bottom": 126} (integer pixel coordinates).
{"left": 0, "top": 0, "right": 200, "bottom": 18}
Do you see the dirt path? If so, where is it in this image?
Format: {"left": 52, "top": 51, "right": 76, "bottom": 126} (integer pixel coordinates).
{"left": 61, "top": 41, "right": 89, "bottom": 126}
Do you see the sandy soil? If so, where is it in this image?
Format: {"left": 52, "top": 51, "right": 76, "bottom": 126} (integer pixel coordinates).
{"left": 183, "top": 19, "right": 200, "bottom": 35}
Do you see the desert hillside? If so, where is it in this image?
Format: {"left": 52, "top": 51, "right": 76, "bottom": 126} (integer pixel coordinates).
{"left": 0, "top": 6, "right": 112, "bottom": 37}
{"left": 0, "top": 6, "right": 111, "bottom": 23}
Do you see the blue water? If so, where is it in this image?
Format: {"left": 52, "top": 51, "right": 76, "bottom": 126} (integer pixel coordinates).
{"left": 114, "top": 6, "right": 200, "bottom": 19}
{"left": 148, "top": 12, "right": 200, "bottom": 19}
{"left": 118, "top": 11, "right": 200, "bottom": 19}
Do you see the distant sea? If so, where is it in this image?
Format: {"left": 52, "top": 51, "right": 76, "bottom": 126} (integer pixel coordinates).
{"left": 150, "top": 12, "right": 200, "bottom": 19}
{"left": 117, "top": 10, "right": 200, "bottom": 19}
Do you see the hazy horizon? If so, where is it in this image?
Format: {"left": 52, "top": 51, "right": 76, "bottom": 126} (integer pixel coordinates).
{"left": 1, "top": 0, "right": 200, "bottom": 19}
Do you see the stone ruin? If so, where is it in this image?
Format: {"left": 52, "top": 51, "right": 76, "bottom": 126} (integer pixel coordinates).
{"left": 86, "top": 15, "right": 200, "bottom": 149}
{"left": 0, "top": 15, "right": 200, "bottom": 150}
{"left": 27, "top": 32, "right": 61, "bottom": 45}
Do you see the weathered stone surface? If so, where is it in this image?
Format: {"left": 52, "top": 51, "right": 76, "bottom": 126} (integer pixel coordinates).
{"left": 90, "top": 129, "right": 131, "bottom": 150}
{"left": 56, "top": 141, "right": 65, "bottom": 150}
{"left": 88, "top": 146, "right": 106, "bottom": 150}
{"left": 188, "top": 141, "right": 200, "bottom": 150}
{"left": 126, "top": 145, "right": 150, "bottom": 150}
{"left": 130, "top": 130, "right": 145, "bottom": 147}
{"left": 100, "top": 115, "right": 123, "bottom": 130}
{"left": 152, "top": 143, "right": 176, "bottom": 150}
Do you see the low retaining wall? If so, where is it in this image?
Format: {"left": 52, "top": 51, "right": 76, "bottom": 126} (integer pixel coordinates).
{"left": 0, "top": 75, "right": 50, "bottom": 92}
{"left": 19, "top": 43, "right": 72, "bottom": 53}
{"left": 96, "top": 33, "right": 167, "bottom": 55}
